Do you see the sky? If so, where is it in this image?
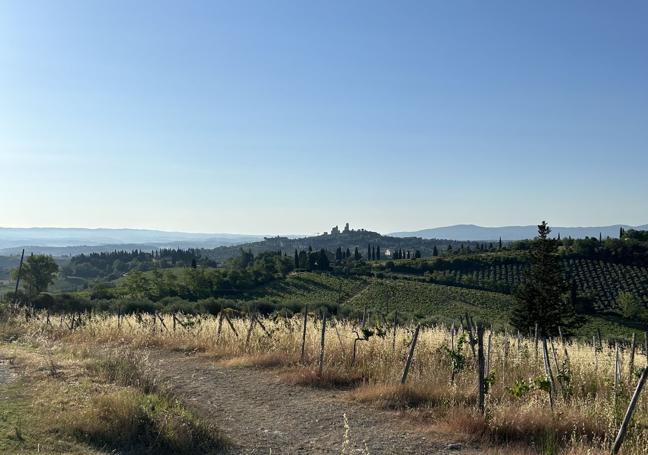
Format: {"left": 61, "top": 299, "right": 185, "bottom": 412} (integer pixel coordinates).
{"left": 1, "top": 1, "right": 647, "bottom": 235}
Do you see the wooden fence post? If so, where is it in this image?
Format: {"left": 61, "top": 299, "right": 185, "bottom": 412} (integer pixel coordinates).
{"left": 318, "top": 310, "right": 327, "bottom": 377}
{"left": 300, "top": 305, "right": 308, "bottom": 363}
{"left": 629, "top": 333, "right": 636, "bottom": 384}
{"left": 400, "top": 325, "right": 421, "bottom": 385}
{"left": 611, "top": 367, "right": 648, "bottom": 455}
{"left": 597, "top": 328, "right": 603, "bottom": 351}
{"left": 216, "top": 311, "right": 224, "bottom": 341}
{"left": 12, "top": 249, "right": 25, "bottom": 307}
{"left": 477, "top": 324, "right": 485, "bottom": 415}
{"left": 486, "top": 329, "right": 493, "bottom": 376}
{"left": 392, "top": 310, "right": 398, "bottom": 352}
{"left": 558, "top": 326, "right": 570, "bottom": 362}
{"left": 245, "top": 312, "right": 256, "bottom": 349}
{"left": 542, "top": 337, "right": 555, "bottom": 410}
{"left": 534, "top": 323, "right": 539, "bottom": 362}
{"left": 614, "top": 342, "right": 621, "bottom": 391}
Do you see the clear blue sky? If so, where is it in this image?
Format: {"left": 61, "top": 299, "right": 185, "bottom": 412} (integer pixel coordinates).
{"left": 1, "top": 1, "right": 647, "bottom": 235}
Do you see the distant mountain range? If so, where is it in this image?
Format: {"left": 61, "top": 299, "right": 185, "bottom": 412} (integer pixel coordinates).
{"left": 390, "top": 224, "right": 648, "bottom": 241}
{"left": 2, "top": 224, "right": 647, "bottom": 257}
{"left": 0, "top": 228, "right": 264, "bottom": 255}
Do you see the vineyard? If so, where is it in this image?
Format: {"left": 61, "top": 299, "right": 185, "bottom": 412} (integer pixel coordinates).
{"left": 254, "top": 273, "right": 638, "bottom": 338}
{"left": 413, "top": 257, "right": 648, "bottom": 310}
{"left": 3, "top": 308, "right": 648, "bottom": 454}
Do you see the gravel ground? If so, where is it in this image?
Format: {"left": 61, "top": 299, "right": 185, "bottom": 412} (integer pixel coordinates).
{"left": 150, "top": 351, "right": 474, "bottom": 454}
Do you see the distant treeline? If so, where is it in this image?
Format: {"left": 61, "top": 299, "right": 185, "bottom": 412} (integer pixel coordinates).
{"left": 62, "top": 248, "right": 218, "bottom": 280}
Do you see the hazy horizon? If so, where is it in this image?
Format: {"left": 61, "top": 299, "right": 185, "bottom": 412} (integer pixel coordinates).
{"left": 2, "top": 1, "right": 647, "bottom": 233}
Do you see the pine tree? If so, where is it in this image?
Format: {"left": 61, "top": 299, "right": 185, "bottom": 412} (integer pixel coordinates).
{"left": 510, "top": 222, "right": 575, "bottom": 336}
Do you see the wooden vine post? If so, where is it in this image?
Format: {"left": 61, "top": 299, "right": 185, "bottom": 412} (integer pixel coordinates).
{"left": 534, "top": 322, "right": 539, "bottom": 362}
{"left": 392, "top": 310, "right": 398, "bottom": 352}
{"left": 400, "top": 324, "right": 421, "bottom": 385}
{"left": 318, "top": 309, "right": 327, "bottom": 377}
{"left": 628, "top": 333, "right": 636, "bottom": 384}
{"left": 611, "top": 367, "right": 648, "bottom": 455}
{"left": 477, "top": 323, "right": 486, "bottom": 415}
{"left": 12, "top": 249, "right": 25, "bottom": 306}
{"left": 300, "top": 305, "right": 308, "bottom": 363}
{"left": 245, "top": 312, "right": 256, "bottom": 349}
{"left": 542, "top": 337, "right": 555, "bottom": 410}
{"left": 216, "top": 311, "right": 224, "bottom": 341}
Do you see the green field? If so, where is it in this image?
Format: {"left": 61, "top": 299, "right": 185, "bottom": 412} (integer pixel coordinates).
{"left": 248, "top": 272, "right": 643, "bottom": 338}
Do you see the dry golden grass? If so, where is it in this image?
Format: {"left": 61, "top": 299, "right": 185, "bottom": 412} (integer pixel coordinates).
{"left": 6, "top": 312, "right": 648, "bottom": 454}
{"left": 281, "top": 367, "right": 365, "bottom": 389}
{"left": 351, "top": 383, "right": 474, "bottom": 410}
{"left": 0, "top": 339, "right": 227, "bottom": 455}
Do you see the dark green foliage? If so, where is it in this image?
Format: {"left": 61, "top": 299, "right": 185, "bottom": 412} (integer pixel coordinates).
{"left": 510, "top": 222, "right": 575, "bottom": 336}
{"left": 12, "top": 254, "right": 59, "bottom": 297}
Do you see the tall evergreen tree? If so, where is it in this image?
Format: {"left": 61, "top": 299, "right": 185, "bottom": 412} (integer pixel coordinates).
{"left": 498, "top": 237, "right": 502, "bottom": 249}
{"left": 354, "top": 247, "right": 361, "bottom": 260}
{"left": 510, "top": 221, "right": 575, "bottom": 336}
{"left": 294, "top": 249, "right": 299, "bottom": 269}
{"left": 376, "top": 245, "right": 381, "bottom": 260}
{"left": 432, "top": 245, "right": 439, "bottom": 256}
{"left": 371, "top": 246, "right": 376, "bottom": 260}
{"left": 318, "top": 249, "right": 330, "bottom": 270}
{"left": 346, "top": 248, "right": 351, "bottom": 259}
{"left": 367, "top": 244, "right": 371, "bottom": 260}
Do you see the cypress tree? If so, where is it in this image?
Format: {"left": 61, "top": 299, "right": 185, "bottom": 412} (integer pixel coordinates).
{"left": 376, "top": 245, "right": 381, "bottom": 260}
{"left": 367, "top": 244, "right": 371, "bottom": 260}
{"left": 354, "top": 247, "right": 361, "bottom": 260}
{"left": 318, "top": 249, "right": 330, "bottom": 270}
{"left": 498, "top": 237, "right": 502, "bottom": 249}
{"left": 510, "top": 221, "right": 575, "bottom": 336}
{"left": 294, "top": 249, "right": 299, "bottom": 269}
{"left": 346, "top": 248, "right": 351, "bottom": 259}
{"left": 371, "top": 246, "right": 376, "bottom": 260}
{"left": 432, "top": 245, "right": 439, "bottom": 256}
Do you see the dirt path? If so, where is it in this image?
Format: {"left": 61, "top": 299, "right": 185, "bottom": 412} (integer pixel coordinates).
{"left": 150, "top": 351, "right": 470, "bottom": 454}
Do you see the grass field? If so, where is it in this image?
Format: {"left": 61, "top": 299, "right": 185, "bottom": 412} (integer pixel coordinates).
{"left": 4, "top": 311, "right": 647, "bottom": 454}
{"left": 0, "top": 337, "right": 226, "bottom": 455}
